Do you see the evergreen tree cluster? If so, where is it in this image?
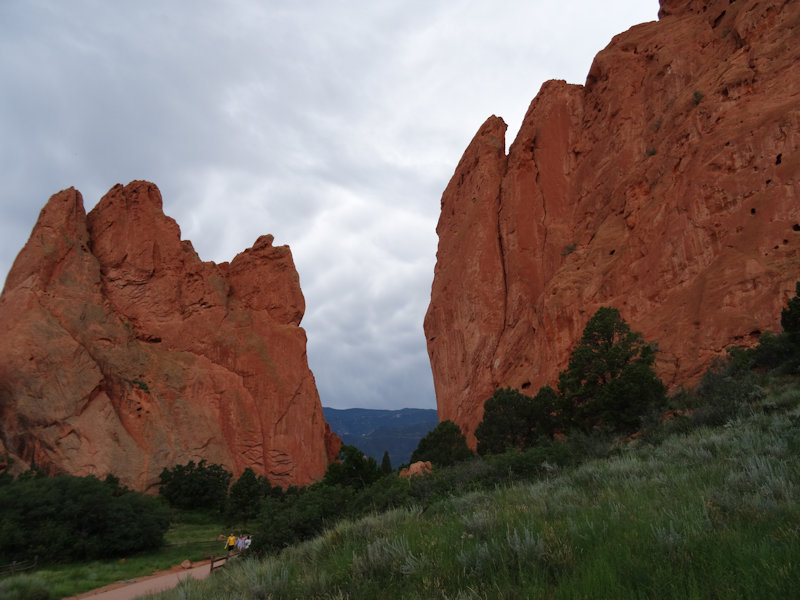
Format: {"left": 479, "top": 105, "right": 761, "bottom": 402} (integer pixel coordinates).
{"left": 410, "top": 419, "right": 473, "bottom": 466}
{"left": 409, "top": 306, "right": 667, "bottom": 464}
{"left": 157, "top": 462, "right": 283, "bottom": 527}
{"left": 158, "top": 459, "right": 232, "bottom": 512}
{"left": 2, "top": 285, "right": 797, "bottom": 569}
{"left": 476, "top": 306, "right": 667, "bottom": 455}
{"left": 0, "top": 473, "right": 168, "bottom": 563}
{"left": 729, "top": 280, "right": 800, "bottom": 374}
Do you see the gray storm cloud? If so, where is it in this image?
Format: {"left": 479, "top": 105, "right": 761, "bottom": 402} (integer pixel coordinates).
{"left": 0, "top": 1, "right": 658, "bottom": 410}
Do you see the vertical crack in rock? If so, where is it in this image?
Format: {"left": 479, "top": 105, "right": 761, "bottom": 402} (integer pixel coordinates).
{"left": 427, "top": 0, "right": 800, "bottom": 446}
{"left": 0, "top": 181, "right": 336, "bottom": 490}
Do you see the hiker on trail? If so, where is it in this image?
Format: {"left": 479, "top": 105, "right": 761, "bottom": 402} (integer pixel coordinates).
{"left": 236, "top": 534, "right": 245, "bottom": 552}
{"left": 244, "top": 535, "right": 252, "bottom": 551}
{"left": 226, "top": 533, "right": 237, "bottom": 555}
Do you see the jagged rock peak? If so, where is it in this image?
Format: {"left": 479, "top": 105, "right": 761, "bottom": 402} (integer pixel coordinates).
{"left": 426, "top": 0, "right": 800, "bottom": 445}
{"left": 0, "top": 180, "right": 340, "bottom": 491}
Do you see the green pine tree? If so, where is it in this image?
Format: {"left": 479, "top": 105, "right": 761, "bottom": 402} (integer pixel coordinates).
{"left": 557, "top": 306, "right": 665, "bottom": 435}
{"left": 227, "top": 467, "right": 262, "bottom": 525}
{"left": 781, "top": 281, "right": 800, "bottom": 340}
{"left": 410, "top": 420, "right": 473, "bottom": 466}
{"left": 380, "top": 450, "right": 392, "bottom": 474}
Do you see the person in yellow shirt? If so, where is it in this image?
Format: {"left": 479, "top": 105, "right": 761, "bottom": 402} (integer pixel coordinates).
{"left": 225, "top": 533, "right": 237, "bottom": 555}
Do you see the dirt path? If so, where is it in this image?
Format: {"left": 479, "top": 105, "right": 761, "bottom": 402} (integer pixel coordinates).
{"left": 65, "top": 560, "right": 213, "bottom": 600}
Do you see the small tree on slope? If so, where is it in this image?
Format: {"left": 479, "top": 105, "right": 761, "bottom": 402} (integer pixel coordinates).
{"left": 475, "top": 386, "right": 557, "bottom": 456}
{"left": 557, "top": 306, "right": 665, "bottom": 435}
{"left": 781, "top": 281, "right": 800, "bottom": 342}
{"left": 410, "top": 420, "right": 473, "bottom": 466}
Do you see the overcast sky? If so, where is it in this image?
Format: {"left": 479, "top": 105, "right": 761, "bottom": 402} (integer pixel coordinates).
{"left": 0, "top": 1, "right": 658, "bottom": 411}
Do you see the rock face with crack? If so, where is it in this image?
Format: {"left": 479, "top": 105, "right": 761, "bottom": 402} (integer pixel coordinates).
{"left": 0, "top": 180, "right": 340, "bottom": 491}
{"left": 425, "top": 0, "right": 800, "bottom": 445}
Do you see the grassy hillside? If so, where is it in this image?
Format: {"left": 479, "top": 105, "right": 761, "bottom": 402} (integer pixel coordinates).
{"left": 4, "top": 315, "right": 799, "bottom": 599}
{"left": 145, "top": 378, "right": 800, "bottom": 599}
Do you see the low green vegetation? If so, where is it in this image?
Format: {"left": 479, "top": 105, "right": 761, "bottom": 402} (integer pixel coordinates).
{"left": 561, "top": 242, "right": 578, "bottom": 256}
{"left": 143, "top": 284, "right": 800, "bottom": 598}
{"left": 0, "top": 473, "right": 168, "bottom": 563}
{"left": 132, "top": 378, "right": 150, "bottom": 393}
{"left": 146, "top": 376, "right": 800, "bottom": 599}
{"left": 476, "top": 387, "right": 557, "bottom": 455}
{"left": 323, "top": 445, "right": 383, "bottom": 489}
{"left": 158, "top": 459, "right": 232, "bottom": 512}
{"left": 0, "top": 510, "right": 232, "bottom": 599}
{"left": 2, "top": 287, "right": 799, "bottom": 598}
{"left": 410, "top": 419, "right": 473, "bottom": 466}
{"left": 476, "top": 306, "right": 666, "bottom": 454}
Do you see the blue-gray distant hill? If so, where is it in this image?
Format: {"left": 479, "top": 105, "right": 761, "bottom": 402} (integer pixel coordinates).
{"left": 322, "top": 407, "right": 438, "bottom": 468}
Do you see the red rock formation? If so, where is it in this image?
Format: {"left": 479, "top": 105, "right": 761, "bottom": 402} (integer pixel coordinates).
{"left": 398, "top": 461, "right": 432, "bottom": 479}
{"left": 425, "top": 0, "right": 800, "bottom": 445}
{"left": 0, "top": 181, "right": 340, "bottom": 491}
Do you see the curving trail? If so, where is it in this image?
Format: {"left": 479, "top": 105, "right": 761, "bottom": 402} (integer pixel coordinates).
{"left": 65, "top": 560, "right": 212, "bottom": 600}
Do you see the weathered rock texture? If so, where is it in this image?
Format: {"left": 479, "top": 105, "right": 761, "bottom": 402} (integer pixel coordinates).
{"left": 398, "top": 461, "right": 432, "bottom": 479}
{"left": 425, "top": 0, "right": 800, "bottom": 445}
{"left": 0, "top": 181, "right": 340, "bottom": 491}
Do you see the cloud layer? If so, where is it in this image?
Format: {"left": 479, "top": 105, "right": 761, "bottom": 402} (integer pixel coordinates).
{"left": 0, "top": 1, "right": 658, "bottom": 409}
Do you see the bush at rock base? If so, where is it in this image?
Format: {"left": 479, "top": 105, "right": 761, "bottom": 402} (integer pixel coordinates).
{"left": 0, "top": 473, "right": 169, "bottom": 563}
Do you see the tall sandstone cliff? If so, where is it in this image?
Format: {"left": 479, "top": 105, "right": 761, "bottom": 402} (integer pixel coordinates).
{"left": 0, "top": 181, "right": 340, "bottom": 491}
{"left": 425, "top": 0, "right": 800, "bottom": 445}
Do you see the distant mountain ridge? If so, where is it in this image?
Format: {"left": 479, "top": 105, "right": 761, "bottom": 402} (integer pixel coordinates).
{"left": 322, "top": 407, "right": 438, "bottom": 467}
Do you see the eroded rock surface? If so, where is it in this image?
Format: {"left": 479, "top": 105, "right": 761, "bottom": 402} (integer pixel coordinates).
{"left": 0, "top": 181, "right": 340, "bottom": 490}
{"left": 425, "top": 0, "right": 800, "bottom": 444}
